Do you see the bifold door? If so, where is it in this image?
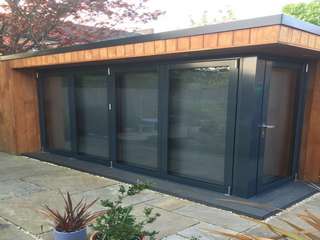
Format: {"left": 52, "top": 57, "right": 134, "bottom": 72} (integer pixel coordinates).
{"left": 39, "top": 57, "right": 306, "bottom": 196}
{"left": 111, "top": 60, "right": 239, "bottom": 193}
{"left": 40, "top": 69, "right": 111, "bottom": 162}
{"left": 114, "top": 69, "right": 159, "bottom": 170}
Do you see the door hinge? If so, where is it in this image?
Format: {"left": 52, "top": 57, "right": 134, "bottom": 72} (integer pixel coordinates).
{"left": 108, "top": 103, "right": 112, "bottom": 111}
{"left": 107, "top": 67, "right": 111, "bottom": 76}
{"left": 305, "top": 64, "right": 309, "bottom": 73}
{"left": 225, "top": 185, "right": 232, "bottom": 196}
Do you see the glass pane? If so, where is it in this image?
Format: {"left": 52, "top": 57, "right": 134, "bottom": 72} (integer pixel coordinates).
{"left": 75, "top": 73, "right": 109, "bottom": 158}
{"left": 43, "top": 75, "right": 71, "bottom": 151}
{"left": 168, "top": 66, "right": 233, "bottom": 184}
{"left": 262, "top": 66, "right": 298, "bottom": 183}
{"left": 117, "top": 71, "right": 158, "bottom": 169}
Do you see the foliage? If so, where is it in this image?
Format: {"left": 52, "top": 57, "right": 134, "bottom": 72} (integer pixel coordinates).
{"left": 215, "top": 185, "right": 320, "bottom": 240}
{"left": 0, "top": 0, "right": 163, "bottom": 55}
{"left": 92, "top": 183, "right": 160, "bottom": 240}
{"left": 214, "top": 209, "right": 320, "bottom": 240}
{"left": 189, "top": 7, "right": 236, "bottom": 27}
{"left": 283, "top": 0, "right": 320, "bottom": 26}
{"left": 39, "top": 191, "right": 105, "bottom": 232}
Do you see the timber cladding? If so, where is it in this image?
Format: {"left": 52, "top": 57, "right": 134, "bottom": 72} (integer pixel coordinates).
{"left": 6, "top": 24, "right": 317, "bottom": 69}
{"left": 0, "top": 62, "right": 40, "bottom": 154}
{"left": 300, "top": 61, "right": 320, "bottom": 183}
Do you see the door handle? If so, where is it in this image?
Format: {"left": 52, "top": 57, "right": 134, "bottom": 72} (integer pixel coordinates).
{"left": 259, "top": 124, "right": 276, "bottom": 129}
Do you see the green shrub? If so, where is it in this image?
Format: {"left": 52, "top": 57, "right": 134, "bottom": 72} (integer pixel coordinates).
{"left": 92, "top": 183, "right": 160, "bottom": 240}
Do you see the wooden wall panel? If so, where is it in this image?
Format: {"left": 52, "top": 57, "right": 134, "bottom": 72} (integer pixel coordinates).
{"left": 9, "top": 25, "right": 293, "bottom": 69}
{"left": 300, "top": 61, "right": 320, "bottom": 182}
{"left": 279, "top": 26, "right": 320, "bottom": 51}
{"left": 190, "top": 35, "right": 204, "bottom": 50}
{"left": 0, "top": 62, "right": 16, "bottom": 153}
{"left": 203, "top": 33, "right": 218, "bottom": 48}
{"left": 11, "top": 70, "right": 40, "bottom": 153}
{"left": 6, "top": 25, "right": 320, "bottom": 69}
{"left": 0, "top": 61, "right": 40, "bottom": 154}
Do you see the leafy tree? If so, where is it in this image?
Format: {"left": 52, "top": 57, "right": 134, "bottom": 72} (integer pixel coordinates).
{"left": 0, "top": 0, "right": 163, "bottom": 55}
{"left": 189, "top": 7, "right": 236, "bottom": 27}
{"left": 283, "top": 0, "right": 320, "bottom": 26}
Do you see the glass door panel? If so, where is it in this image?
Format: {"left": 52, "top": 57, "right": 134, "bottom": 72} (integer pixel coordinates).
{"left": 43, "top": 75, "right": 72, "bottom": 151}
{"left": 259, "top": 62, "right": 300, "bottom": 186}
{"left": 116, "top": 71, "right": 159, "bottom": 169}
{"left": 168, "top": 61, "right": 238, "bottom": 185}
{"left": 75, "top": 72, "right": 109, "bottom": 158}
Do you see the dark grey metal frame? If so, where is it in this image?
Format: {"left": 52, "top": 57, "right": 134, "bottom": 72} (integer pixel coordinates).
{"left": 37, "top": 54, "right": 310, "bottom": 198}
{"left": 256, "top": 60, "right": 309, "bottom": 193}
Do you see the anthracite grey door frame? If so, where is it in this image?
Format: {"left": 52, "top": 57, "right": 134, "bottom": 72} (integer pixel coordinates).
{"left": 256, "top": 60, "right": 308, "bottom": 193}
{"left": 37, "top": 55, "right": 309, "bottom": 198}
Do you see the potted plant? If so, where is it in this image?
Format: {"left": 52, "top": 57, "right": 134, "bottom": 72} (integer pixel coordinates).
{"left": 90, "top": 183, "right": 160, "bottom": 240}
{"left": 39, "top": 191, "right": 105, "bottom": 240}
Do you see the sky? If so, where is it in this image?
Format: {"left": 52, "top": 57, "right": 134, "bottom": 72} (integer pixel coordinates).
{"left": 135, "top": 0, "right": 312, "bottom": 32}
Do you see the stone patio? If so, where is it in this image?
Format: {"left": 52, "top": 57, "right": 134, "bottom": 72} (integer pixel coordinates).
{"left": 0, "top": 152, "right": 318, "bottom": 240}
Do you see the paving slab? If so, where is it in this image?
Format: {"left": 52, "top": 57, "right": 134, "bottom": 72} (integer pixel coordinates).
{"left": 244, "top": 225, "right": 281, "bottom": 239}
{"left": 0, "top": 153, "right": 318, "bottom": 240}
{"left": 0, "top": 218, "right": 34, "bottom": 240}
{"left": 178, "top": 222, "right": 236, "bottom": 240}
{"left": 22, "top": 171, "right": 118, "bottom": 194}
{"left": 133, "top": 204, "right": 199, "bottom": 239}
{"left": 0, "top": 164, "right": 68, "bottom": 182}
{"left": 302, "top": 192, "right": 320, "bottom": 207}
{"left": 162, "top": 235, "right": 188, "bottom": 240}
{"left": 146, "top": 195, "right": 192, "bottom": 211}
{"left": 0, "top": 190, "right": 67, "bottom": 234}
{"left": 72, "top": 184, "right": 163, "bottom": 211}
{"left": 175, "top": 204, "right": 257, "bottom": 232}
{"left": 0, "top": 179, "right": 45, "bottom": 200}
{"left": 266, "top": 202, "right": 320, "bottom": 236}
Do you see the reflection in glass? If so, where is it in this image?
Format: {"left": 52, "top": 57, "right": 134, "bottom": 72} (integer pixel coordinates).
{"left": 262, "top": 66, "right": 298, "bottom": 183}
{"left": 117, "top": 72, "right": 158, "bottom": 169}
{"left": 75, "top": 73, "right": 109, "bottom": 158}
{"left": 44, "top": 75, "right": 71, "bottom": 150}
{"left": 168, "top": 67, "right": 232, "bottom": 184}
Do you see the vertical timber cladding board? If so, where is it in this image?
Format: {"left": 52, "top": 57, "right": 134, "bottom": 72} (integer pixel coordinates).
{"left": 11, "top": 68, "right": 41, "bottom": 153}
{"left": 9, "top": 25, "right": 283, "bottom": 69}
{"left": 301, "top": 61, "right": 320, "bottom": 182}
{"left": 0, "top": 61, "right": 40, "bottom": 154}
{"left": 0, "top": 61, "right": 16, "bottom": 153}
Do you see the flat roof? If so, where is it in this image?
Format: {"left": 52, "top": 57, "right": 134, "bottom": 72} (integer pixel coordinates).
{"left": 1, "top": 14, "right": 320, "bottom": 61}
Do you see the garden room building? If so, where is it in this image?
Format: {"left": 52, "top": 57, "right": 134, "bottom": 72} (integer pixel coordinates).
{"left": 0, "top": 15, "right": 320, "bottom": 207}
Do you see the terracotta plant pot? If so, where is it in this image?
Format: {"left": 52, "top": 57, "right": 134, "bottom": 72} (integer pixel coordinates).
{"left": 53, "top": 228, "right": 87, "bottom": 240}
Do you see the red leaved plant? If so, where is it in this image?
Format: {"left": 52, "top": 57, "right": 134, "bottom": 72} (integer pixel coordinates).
{"left": 39, "top": 191, "right": 105, "bottom": 232}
